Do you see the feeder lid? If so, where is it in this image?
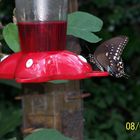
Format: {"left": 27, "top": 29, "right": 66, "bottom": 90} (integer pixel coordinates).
{"left": 0, "top": 51, "right": 108, "bottom": 83}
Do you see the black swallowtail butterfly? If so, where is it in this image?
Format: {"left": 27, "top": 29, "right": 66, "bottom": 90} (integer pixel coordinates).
{"left": 88, "top": 36, "right": 129, "bottom": 78}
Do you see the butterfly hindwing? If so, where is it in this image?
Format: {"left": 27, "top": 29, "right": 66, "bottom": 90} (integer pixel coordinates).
{"left": 92, "top": 36, "right": 128, "bottom": 78}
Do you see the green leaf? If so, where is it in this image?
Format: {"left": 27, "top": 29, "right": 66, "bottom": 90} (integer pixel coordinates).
{"left": 0, "top": 80, "right": 21, "bottom": 89}
{"left": 68, "top": 30, "right": 101, "bottom": 43}
{"left": 0, "top": 109, "right": 21, "bottom": 137}
{"left": 67, "top": 11, "right": 103, "bottom": 43}
{"left": 68, "top": 11, "right": 103, "bottom": 32}
{"left": 24, "top": 129, "right": 73, "bottom": 140}
{"left": 3, "top": 23, "right": 20, "bottom": 52}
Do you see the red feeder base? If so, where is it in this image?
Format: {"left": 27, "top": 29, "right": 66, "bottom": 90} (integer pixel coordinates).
{"left": 0, "top": 51, "right": 108, "bottom": 83}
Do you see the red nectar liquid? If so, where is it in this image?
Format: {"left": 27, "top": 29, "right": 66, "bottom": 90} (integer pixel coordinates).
{"left": 18, "top": 21, "right": 67, "bottom": 52}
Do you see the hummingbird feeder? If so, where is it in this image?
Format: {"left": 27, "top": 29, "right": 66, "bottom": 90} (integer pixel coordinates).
{"left": 0, "top": 0, "right": 108, "bottom": 83}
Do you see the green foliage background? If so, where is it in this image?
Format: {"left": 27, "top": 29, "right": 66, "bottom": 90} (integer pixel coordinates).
{"left": 79, "top": 0, "right": 140, "bottom": 139}
{"left": 0, "top": 0, "right": 140, "bottom": 140}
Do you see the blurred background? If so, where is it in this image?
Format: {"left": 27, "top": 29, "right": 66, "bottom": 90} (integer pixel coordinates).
{"left": 0, "top": 0, "right": 140, "bottom": 139}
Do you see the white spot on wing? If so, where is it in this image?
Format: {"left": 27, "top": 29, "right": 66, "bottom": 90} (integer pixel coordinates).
{"left": 113, "top": 56, "right": 117, "bottom": 60}
{"left": 106, "top": 52, "right": 109, "bottom": 56}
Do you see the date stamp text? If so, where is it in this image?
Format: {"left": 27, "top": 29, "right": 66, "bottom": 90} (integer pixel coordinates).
{"left": 126, "top": 122, "right": 140, "bottom": 131}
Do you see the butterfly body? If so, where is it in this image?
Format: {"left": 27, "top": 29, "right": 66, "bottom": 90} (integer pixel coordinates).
{"left": 89, "top": 36, "right": 129, "bottom": 78}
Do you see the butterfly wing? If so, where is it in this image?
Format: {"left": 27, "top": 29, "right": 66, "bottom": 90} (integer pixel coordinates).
{"left": 93, "top": 36, "right": 129, "bottom": 77}
{"left": 94, "top": 46, "right": 110, "bottom": 71}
